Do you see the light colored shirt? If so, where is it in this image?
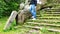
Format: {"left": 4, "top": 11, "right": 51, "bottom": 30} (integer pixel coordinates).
{"left": 37, "top": 0, "right": 42, "bottom": 4}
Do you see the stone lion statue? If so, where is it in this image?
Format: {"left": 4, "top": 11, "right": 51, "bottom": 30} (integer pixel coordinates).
{"left": 16, "top": 0, "right": 47, "bottom": 25}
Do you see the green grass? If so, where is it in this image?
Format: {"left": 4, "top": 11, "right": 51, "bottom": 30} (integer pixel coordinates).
{"left": 0, "top": 17, "right": 8, "bottom": 32}
{"left": 0, "top": 17, "right": 31, "bottom": 34}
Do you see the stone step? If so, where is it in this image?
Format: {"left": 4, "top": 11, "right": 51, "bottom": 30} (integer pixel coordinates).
{"left": 44, "top": 7, "right": 60, "bottom": 10}
{"left": 23, "top": 25, "right": 60, "bottom": 32}
{"left": 25, "top": 22, "right": 60, "bottom": 27}
{"left": 36, "top": 13, "right": 60, "bottom": 17}
{"left": 37, "top": 17, "right": 60, "bottom": 20}
{"left": 26, "top": 19, "right": 60, "bottom": 23}
{"left": 51, "top": 8, "right": 60, "bottom": 10}
{"left": 37, "top": 14, "right": 60, "bottom": 16}
{"left": 46, "top": 3, "right": 60, "bottom": 6}
{"left": 15, "top": 25, "right": 60, "bottom": 32}
{"left": 46, "top": 10, "right": 60, "bottom": 12}
{"left": 45, "top": 11, "right": 60, "bottom": 13}
{"left": 44, "top": 14, "right": 60, "bottom": 16}
{"left": 44, "top": 9, "right": 60, "bottom": 12}
{"left": 24, "top": 22, "right": 60, "bottom": 30}
{"left": 45, "top": 12, "right": 60, "bottom": 14}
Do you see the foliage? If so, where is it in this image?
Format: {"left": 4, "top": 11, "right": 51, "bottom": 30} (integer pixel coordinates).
{"left": 47, "top": 0, "right": 60, "bottom": 3}
{"left": 0, "top": 0, "right": 25, "bottom": 18}
{"left": 0, "top": 0, "right": 60, "bottom": 18}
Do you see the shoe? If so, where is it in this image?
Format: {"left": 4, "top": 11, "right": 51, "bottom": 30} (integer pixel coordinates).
{"left": 31, "top": 16, "right": 34, "bottom": 19}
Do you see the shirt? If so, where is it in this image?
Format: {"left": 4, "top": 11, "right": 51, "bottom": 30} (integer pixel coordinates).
{"left": 30, "top": 0, "right": 37, "bottom": 6}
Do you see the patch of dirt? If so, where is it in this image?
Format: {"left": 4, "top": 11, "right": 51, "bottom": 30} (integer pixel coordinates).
{"left": 26, "top": 29, "right": 41, "bottom": 34}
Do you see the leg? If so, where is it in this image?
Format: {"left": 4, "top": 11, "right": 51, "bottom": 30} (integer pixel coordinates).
{"left": 29, "top": 5, "right": 33, "bottom": 16}
{"left": 31, "top": 5, "right": 36, "bottom": 18}
{"left": 29, "top": 4, "right": 36, "bottom": 20}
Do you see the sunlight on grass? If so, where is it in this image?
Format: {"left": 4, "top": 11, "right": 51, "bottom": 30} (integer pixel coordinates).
{"left": 0, "top": 17, "right": 30, "bottom": 34}
{"left": 0, "top": 17, "right": 8, "bottom": 32}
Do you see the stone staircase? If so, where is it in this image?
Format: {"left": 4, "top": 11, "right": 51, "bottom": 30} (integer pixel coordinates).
{"left": 21, "top": 8, "right": 60, "bottom": 32}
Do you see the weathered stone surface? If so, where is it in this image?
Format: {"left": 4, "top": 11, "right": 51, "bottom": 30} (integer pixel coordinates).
{"left": 36, "top": 0, "right": 47, "bottom": 10}
{"left": 16, "top": 9, "right": 31, "bottom": 25}
{"left": 27, "top": 29, "right": 41, "bottom": 34}
{"left": 4, "top": 11, "right": 17, "bottom": 30}
{"left": 20, "top": 3, "right": 25, "bottom": 10}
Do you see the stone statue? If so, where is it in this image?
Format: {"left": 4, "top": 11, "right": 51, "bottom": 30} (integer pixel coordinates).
{"left": 16, "top": 0, "right": 47, "bottom": 25}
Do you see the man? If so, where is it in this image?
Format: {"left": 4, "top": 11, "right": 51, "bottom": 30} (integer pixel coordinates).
{"left": 29, "top": 0, "right": 37, "bottom": 20}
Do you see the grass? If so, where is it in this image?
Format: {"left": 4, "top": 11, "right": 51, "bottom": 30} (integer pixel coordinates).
{"left": 0, "top": 17, "right": 31, "bottom": 34}
{"left": 0, "top": 17, "right": 60, "bottom": 34}
{"left": 0, "top": 17, "right": 8, "bottom": 32}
